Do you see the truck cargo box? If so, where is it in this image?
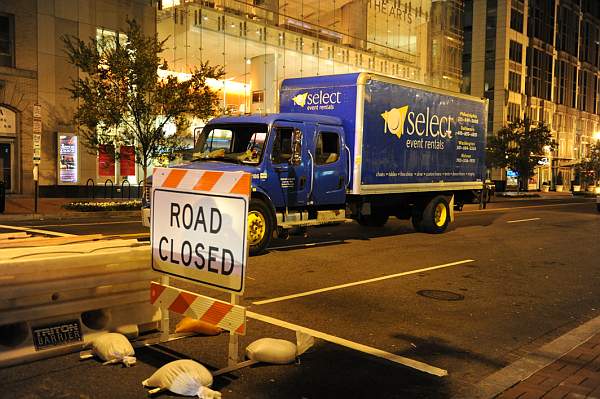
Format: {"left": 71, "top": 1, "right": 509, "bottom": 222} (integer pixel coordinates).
{"left": 280, "top": 73, "right": 488, "bottom": 195}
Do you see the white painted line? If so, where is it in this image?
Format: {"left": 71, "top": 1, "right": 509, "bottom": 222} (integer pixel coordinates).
{"left": 0, "top": 224, "right": 74, "bottom": 237}
{"left": 461, "top": 201, "right": 593, "bottom": 214}
{"left": 24, "top": 220, "right": 140, "bottom": 228}
{"left": 253, "top": 259, "right": 475, "bottom": 305}
{"left": 506, "top": 218, "right": 541, "bottom": 223}
{"left": 247, "top": 310, "right": 448, "bottom": 377}
{"left": 270, "top": 240, "right": 345, "bottom": 251}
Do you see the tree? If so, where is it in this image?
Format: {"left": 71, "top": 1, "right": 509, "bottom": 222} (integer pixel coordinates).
{"left": 486, "top": 118, "right": 555, "bottom": 191}
{"left": 63, "top": 19, "right": 224, "bottom": 189}
{"left": 579, "top": 141, "right": 600, "bottom": 187}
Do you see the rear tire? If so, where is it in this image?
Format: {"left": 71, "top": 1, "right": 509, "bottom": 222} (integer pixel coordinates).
{"left": 411, "top": 207, "right": 424, "bottom": 232}
{"left": 248, "top": 199, "right": 273, "bottom": 256}
{"left": 421, "top": 196, "right": 450, "bottom": 234}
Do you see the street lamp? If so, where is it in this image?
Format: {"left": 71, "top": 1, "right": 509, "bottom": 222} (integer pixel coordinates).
{"left": 593, "top": 131, "right": 600, "bottom": 142}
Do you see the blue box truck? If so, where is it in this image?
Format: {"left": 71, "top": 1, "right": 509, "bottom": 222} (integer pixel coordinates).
{"left": 144, "top": 73, "right": 488, "bottom": 255}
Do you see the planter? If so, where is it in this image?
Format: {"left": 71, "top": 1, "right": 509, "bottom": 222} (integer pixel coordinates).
{"left": 573, "top": 185, "right": 581, "bottom": 192}
{"left": 541, "top": 185, "right": 550, "bottom": 192}
{"left": 588, "top": 185, "right": 597, "bottom": 193}
{"left": 555, "top": 185, "right": 563, "bottom": 192}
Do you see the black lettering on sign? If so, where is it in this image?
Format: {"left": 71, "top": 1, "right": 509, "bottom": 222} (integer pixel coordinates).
{"left": 32, "top": 320, "right": 83, "bottom": 351}
{"left": 159, "top": 236, "right": 168, "bottom": 261}
{"left": 208, "top": 246, "right": 219, "bottom": 273}
{"left": 170, "top": 203, "right": 180, "bottom": 227}
{"left": 182, "top": 204, "right": 194, "bottom": 229}
{"left": 210, "top": 208, "right": 222, "bottom": 233}
{"left": 169, "top": 239, "right": 179, "bottom": 264}
{"left": 194, "top": 243, "right": 205, "bottom": 269}
{"left": 194, "top": 206, "right": 207, "bottom": 232}
{"left": 181, "top": 240, "right": 192, "bottom": 266}
{"left": 222, "top": 248, "right": 234, "bottom": 275}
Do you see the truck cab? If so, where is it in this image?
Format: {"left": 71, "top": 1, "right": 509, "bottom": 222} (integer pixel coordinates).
{"left": 163, "top": 113, "right": 350, "bottom": 255}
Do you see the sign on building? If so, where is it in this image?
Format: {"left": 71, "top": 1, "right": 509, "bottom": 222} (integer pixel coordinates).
{"left": 0, "top": 106, "right": 16, "bottom": 135}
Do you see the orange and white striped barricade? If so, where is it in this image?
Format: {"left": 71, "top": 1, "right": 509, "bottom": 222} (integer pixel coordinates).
{"left": 149, "top": 167, "right": 251, "bottom": 367}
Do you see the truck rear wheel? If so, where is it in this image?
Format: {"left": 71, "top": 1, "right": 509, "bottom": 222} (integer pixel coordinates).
{"left": 248, "top": 198, "right": 273, "bottom": 256}
{"left": 421, "top": 196, "right": 450, "bottom": 234}
{"left": 411, "top": 208, "right": 424, "bottom": 232}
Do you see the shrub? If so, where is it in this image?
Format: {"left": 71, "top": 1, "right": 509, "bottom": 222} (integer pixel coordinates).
{"left": 63, "top": 200, "right": 141, "bottom": 212}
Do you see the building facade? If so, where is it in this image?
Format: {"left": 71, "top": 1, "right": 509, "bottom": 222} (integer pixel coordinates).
{"left": 0, "top": 0, "right": 155, "bottom": 196}
{"left": 157, "top": 0, "right": 464, "bottom": 119}
{"left": 463, "top": 0, "right": 600, "bottom": 189}
{"left": 1, "top": 0, "right": 465, "bottom": 196}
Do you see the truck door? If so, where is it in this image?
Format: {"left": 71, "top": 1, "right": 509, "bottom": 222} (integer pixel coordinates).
{"left": 269, "top": 123, "right": 310, "bottom": 207}
{"left": 311, "top": 126, "right": 347, "bottom": 206}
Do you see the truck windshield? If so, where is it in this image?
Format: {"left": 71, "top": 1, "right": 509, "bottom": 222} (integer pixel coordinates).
{"left": 194, "top": 123, "right": 268, "bottom": 165}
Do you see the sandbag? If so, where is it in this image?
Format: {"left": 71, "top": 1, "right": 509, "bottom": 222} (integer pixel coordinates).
{"left": 246, "top": 338, "right": 297, "bottom": 364}
{"left": 175, "top": 317, "right": 223, "bottom": 336}
{"left": 89, "top": 333, "right": 136, "bottom": 367}
{"left": 143, "top": 359, "right": 220, "bottom": 398}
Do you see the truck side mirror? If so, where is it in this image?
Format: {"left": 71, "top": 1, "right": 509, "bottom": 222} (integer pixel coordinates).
{"left": 290, "top": 129, "right": 302, "bottom": 166}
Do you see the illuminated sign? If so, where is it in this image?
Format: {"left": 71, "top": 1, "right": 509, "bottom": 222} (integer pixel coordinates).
{"left": 58, "top": 134, "right": 78, "bottom": 184}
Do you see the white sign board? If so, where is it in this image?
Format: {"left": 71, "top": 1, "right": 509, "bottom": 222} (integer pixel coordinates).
{"left": 33, "top": 104, "right": 41, "bottom": 119}
{"left": 33, "top": 119, "right": 42, "bottom": 133}
{"left": 151, "top": 183, "right": 249, "bottom": 293}
{"left": 0, "top": 106, "right": 16, "bottom": 134}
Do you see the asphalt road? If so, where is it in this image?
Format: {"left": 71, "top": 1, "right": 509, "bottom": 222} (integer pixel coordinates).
{"left": 1, "top": 197, "right": 599, "bottom": 398}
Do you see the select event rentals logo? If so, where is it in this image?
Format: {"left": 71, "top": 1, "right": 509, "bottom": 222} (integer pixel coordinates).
{"left": 381, "top": 106, "right": 454, "bottom": 140}
{"left": 291, "top": 90, "right": 342, "bottom": 111}
{"left": 292, "top": 93, "right": 308, "bottom": 107}
{"left": 381, "top": 105, "right": 456, "bottom": 150}
{"left": 381, "top": 106, "right": 409, "bottom": 139}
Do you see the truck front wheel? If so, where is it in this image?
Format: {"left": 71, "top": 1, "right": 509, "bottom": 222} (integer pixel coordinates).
{"left": 420, "top": 196, "right": 450, "bottom": 234}
{"left": 248, "top": 199, "right": 273, "bottom": 256}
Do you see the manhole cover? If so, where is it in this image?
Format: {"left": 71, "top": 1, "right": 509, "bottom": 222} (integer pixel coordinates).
{"left": 417, "top": 290, "right": 465, "bottom": 301}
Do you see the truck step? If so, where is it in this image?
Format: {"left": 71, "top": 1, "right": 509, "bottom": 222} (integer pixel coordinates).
{"left": 279, "top": 218, "right": 353, "bottom": 229}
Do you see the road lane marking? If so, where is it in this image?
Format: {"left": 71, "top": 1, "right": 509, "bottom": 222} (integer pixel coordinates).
{"left": 252, "top": 259, "right": 475, "bottom": 305}
{"left": 247, "top": 310, "right": 448, "bottom": 377}
{"left": 0, "top": 224, "right": 74, "bottom": 237}
{"left": 270, "top": 240, "right": 345, "bottom": 251}
{"left": 461, "top": 201, "right": 593, "bottom": 214}
{"left": 23, "top": 220, "right": 141, "bottom": 228}
{"left": 506, "top": 218, "right": 541, "bottom": 223}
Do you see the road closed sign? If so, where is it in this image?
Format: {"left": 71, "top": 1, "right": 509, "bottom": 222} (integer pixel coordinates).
{"left": 151, "top": 168, "right": 250, "bottom": 293}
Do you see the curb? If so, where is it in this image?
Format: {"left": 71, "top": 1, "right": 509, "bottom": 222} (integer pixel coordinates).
{"left": 0, "top": 210, "right": 142, "bottom": 222}
{"left": 457, "top": 315, "right": 600, "bottom": 399}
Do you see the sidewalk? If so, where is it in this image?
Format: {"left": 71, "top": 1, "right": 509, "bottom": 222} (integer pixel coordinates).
{"left": 0, "top": 196, "right": 141, "bottom": 221}
{"left": 497, "top": 333, "right": 600, "bottom": 398}
{"left": 495, "top": 191, "right": 577, "bottom": 200}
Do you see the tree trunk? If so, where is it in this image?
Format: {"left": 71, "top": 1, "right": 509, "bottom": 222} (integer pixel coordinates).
{"left": 142, "top": 157, "right": 148, "bottom": 200}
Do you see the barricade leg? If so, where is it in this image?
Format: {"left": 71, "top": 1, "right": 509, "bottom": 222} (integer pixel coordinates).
{"left": 228, "top": 293, "right": 240, "bottom": 367}
{"left": 160, "top": 275, "right": 170, "bottom": 342}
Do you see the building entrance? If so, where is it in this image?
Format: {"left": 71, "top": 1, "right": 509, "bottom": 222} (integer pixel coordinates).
{"left": 0, "top": 142, "right": 12, "bottom": 192}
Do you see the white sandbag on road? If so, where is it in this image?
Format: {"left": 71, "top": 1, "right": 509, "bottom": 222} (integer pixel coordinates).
{"left": 143, "top": 359, "right": 221, "bottom": 398}
{"left": 245, "top": 338, "right": 298, "bottom": 364}
{"left": 81, "top": 332, "right": 136, "bottom": 367}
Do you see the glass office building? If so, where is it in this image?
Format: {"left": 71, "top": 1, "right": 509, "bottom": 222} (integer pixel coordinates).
{"left": 157, "top": 0, "right": 463, "bottom": 117}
